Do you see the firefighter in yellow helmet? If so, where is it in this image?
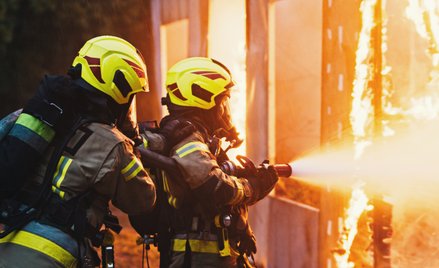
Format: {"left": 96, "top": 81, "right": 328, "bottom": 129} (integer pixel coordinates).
{"left": 0, "top": 35, "right": 156, "bottom": 267}
{"left": 144, "top": 57, "right": 279, "bottom": 267}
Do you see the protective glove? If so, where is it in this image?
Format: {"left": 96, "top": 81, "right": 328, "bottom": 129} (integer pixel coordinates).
{"left": 119, "top": 114, "right": 143, "bottom": 146}
{"left": 246, "top": 162, "right": 279, "bottom": 204}
{"left": 236, "top": 223, "right": 257, "bottom": 268}
{"left": 239, "top": 225, "right": 257, "bottom": 255}
{"left": 22, "top": 75, "right": 76, "bottom": 132}
{"left": 159, "top": 119, "right": 196, "bottom": 154}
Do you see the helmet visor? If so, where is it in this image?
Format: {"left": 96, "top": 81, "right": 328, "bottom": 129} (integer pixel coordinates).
{"left": 217, "top": 96, "right": 234, "bottom": 131}
{"left": 118, "top": 96, "right": 139, "bottom": 140}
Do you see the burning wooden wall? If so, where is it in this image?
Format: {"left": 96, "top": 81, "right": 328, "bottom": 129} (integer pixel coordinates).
{"left": 320, "top": 1, "right": 363, "bottom": 267}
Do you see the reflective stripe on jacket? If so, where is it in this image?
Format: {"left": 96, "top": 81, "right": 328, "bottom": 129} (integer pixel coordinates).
{"left": 34, "top": 122, "right": 157, "bottom": 227}
{"left": 9, "top": 112, "right": 55, "bottom": 153}
{"left": 0, "top": 110, "right": 56, "bottom": 198}
{"left": 1, "top": 122, "right": 156, "bottom": 265}
{"left": 0, "top": 221, "right": 78, "bottom": 268}
{"left": 167, "top": 131, "right": 248, "bottom": 208}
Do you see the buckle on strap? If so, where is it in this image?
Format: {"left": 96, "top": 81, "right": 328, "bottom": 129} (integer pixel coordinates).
{"left": 217, "top": 228, "right": 231, "bottom": 257}
{"left": 42, "top": 102, "right": 63, "bottom": 127}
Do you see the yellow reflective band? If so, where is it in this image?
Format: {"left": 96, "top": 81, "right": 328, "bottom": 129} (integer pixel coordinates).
{"left": 0, "top": 230, "right": 77, "bottom": 267}
{"left": 172, "top": 239, "right": 219, "bottom": 254}
{"left": 52, "top": 157, "right": 64, "bottom": 182}
{"left": 53, "top": 156, "right": 73, "bottom": 188}
{"left": 162, "top": 172, "right": 179, "bottom": 207}
{"left": 176, "top": 141, "right": 209, "bottom": 158}
{"left": 168, "top": 196, "right": 178, "bottom": 208}
{"left": 121, "top": 158, "right": 136, "bottom": 174}
{"left": 51, "top": 186, "right": 66, "bottom": 199}
{"left": 125, "top": 165, "right": 142, "bottom": 181}
{"left": 219, "top": 228, "right": 231, "bottom": 257}
{"left": 228, "top": 178, "right": 244, "bottom": 205}
{"left": 15, "top": 113, "right": 55, "bottom": 142}
{"left": 142, "top": 137, "right": 148, "bottom": 148}
{"left": 162, "top": 172, "right": 170, "bottom": 192}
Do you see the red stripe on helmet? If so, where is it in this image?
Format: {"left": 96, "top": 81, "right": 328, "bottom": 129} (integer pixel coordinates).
{"left": 83, "top": 56, "right": 105, "bottom": 83}
{"left": 84, "top": 56, "right": 100, "bottom": 66}
{"left": 124, "top": 59, "right": 146, "bottom": 79}
{"left": 90, "top": 67, "right": 105, "bottom": 83}
{"left": 192, "top": 71, "right": 226, "bottom": 80}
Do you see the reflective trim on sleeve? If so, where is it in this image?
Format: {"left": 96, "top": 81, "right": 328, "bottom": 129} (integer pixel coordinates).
{"left": 0, "top": 230, "right": 77, "bottom": 267}
{"left": 8, "top": 124, "right": 50, "bottom": 153}
{"left": 125, "top": 165, "right": 143, "bottom": 181}
{"left": 50, "top": 156, "right": 72, "bottom": 199}
{"left": 175, "top": 141, "right": 210, "bottom": 158}
{"left": 121, "top": 158, "right": 136, "bottom": 174}
{"left": 142, "top": 136, "right": 148, "bottom": 148}
{"left": 161, "top": 172, "right": 179, "bottom": 208}
{"left": 172, "top": 238, "right": 219, "bottom": 254}
{"left": 15, "top": 113, "right": 55, "bottom": 142}
{"left": 51, "top": 186, "right": 66, "bottom": 199}
{"left": 121, "top": 158, "right": 144, "bottom": 181}
{"left": 162, "top": 171, "right": 170, "bottom": 192}
{"left": 52, "top": 156, "right": 73, "bottom": 188}
{"left": 228, "top": 178, "right": 245, "bottom": 205}
{"left": 168, "top": 195, "right": 178, "bottom": 208}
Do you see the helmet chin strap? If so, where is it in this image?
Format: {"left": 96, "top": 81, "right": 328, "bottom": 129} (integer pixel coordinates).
{"left": 115, "top": 95, "right": 135, "bottom": 127}
{"left": 212, "top": 126, "right": 243, "bottom": 152}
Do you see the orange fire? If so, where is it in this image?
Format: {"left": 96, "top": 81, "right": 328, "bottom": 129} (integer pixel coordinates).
{"left": 404, "top": 0, "right": 439, "bottom": 120}
{"left": 335, "top": 0, "right": 378, "bottom": 267}
{"left": 227, "top": 52, "right": 247, "bottom": 161}
{"left": 350, "top": 0, "right": 377, "bottom": 152}
{"left": 208, "top": 0, "right": 247, "bottom": 161}
{"left": 334, "top": 183, "right": 372, "bottom": 268}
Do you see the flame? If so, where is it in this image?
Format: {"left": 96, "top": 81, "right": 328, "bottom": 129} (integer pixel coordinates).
{"left": 334, "top": 183, "right": 372, "bottom": 268}
{"left": 383, "top": 0, "right": 439, "bottom": 133}
{"left": 335, "top": 0, "right": 378, "bottom": 267}
{"left": 406, "top": 0, "right": 439, "bottom": 50}
{"left": 404, "top": 0, "right": 439, "bottom": 121}
{"left": 228, "top": 47, "right": 247, "bottom": 161}
{"left": 208, "top": 0, "right": 246, "bottom": 161}
{"left": 341, "top": 1, "right": 439, "bottom": 267}
{"left": 350, "top": 0, "right": 378, "bottom": 146}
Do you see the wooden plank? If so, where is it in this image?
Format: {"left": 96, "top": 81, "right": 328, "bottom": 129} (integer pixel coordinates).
{"left": 320, "top": 1, "right": 362, "bottom": 267}
{"left": 246, "top": 0, "right": 269, "bottom": 164}
{"left": 137, "top": 0, "right": 163, "bottom": 122}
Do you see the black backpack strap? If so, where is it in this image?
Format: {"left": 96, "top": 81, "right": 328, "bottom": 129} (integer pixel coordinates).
{"left": 156, "top": 169, "right": 175, "bottom": 268}
{"left": 0, "top": 117, "right": 89, "bottom": 238}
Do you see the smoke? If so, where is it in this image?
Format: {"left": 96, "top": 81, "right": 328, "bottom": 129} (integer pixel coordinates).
{"left": 290, "top": 120, "right": 439, "bottom": 267}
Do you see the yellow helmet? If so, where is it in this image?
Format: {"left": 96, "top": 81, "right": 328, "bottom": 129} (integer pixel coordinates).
{"left": 165, "top": 57, "right": 235, "bottom": 110}
{"left": 72, "top": 35, "right": 148, "bottom": 104}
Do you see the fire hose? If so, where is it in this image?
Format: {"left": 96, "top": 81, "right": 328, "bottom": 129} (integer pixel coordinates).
{"left": 218, "top": 155, "right": 292, "bottom": 178}
{"left": 137, "top": 148, "right": 292, "bottom": 267}
{"left": 138, "top": 148, "right": 293, "bottom": 178}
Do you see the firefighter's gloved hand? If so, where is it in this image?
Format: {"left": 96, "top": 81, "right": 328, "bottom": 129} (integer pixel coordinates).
{"left": 246, "top": 163, "right": 279, "bottom": 204}
{"left": 159, "top": 119, "right": 196, "bottom": 153}
{"left": 237, "top": 224, "right": 257, "bottom": 267}
{"left": 119, "top": 114, "right": 143, "bottom": 146}
{"left": 23, "top": 75, "right": 75, "bottom": 132}
{"left": 239, "top": 227, "right": 257, "bottom": 255}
